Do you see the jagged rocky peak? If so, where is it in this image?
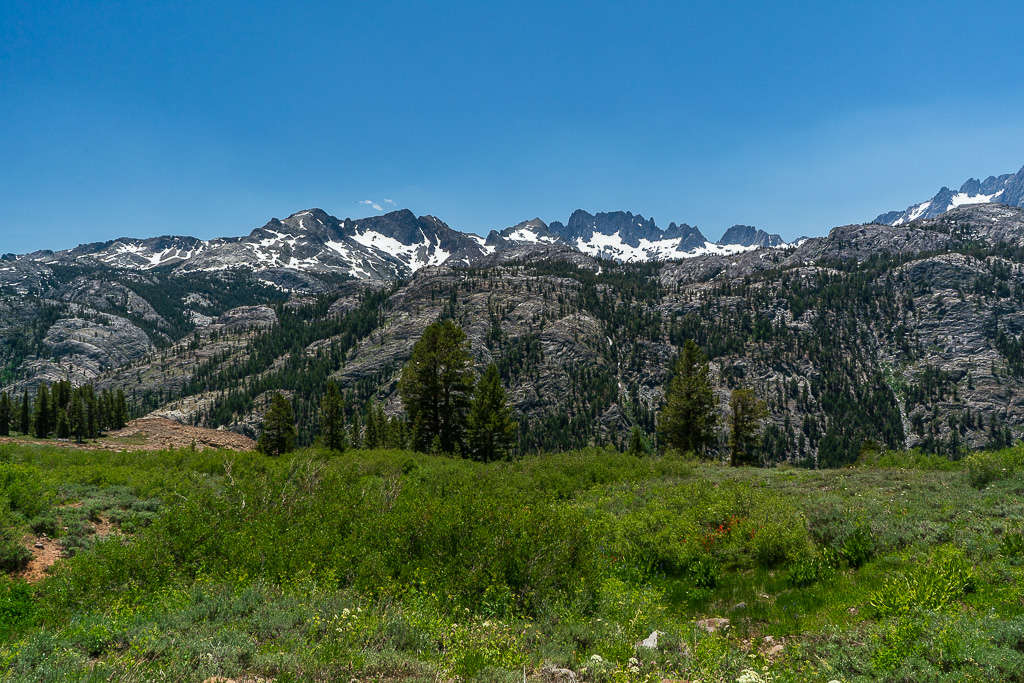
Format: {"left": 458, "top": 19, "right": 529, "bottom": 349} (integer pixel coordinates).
{"left": 12, "top": 203, "right": 801, "bottom": 281}
{"left": 555, "top": 209, "right": 664, "bottom": 246}
{"left": 270, "top": 208, "right": 341, "bottom": 239}
{"left": 664, "top": 221, "right": 707, "bottom": 250}
{"left": 875, "top": 164, "right": 1024, "bottom": 226}
{"left": 717, "top": 224, "right": 786, "bottom": 248}
{"left": 499, "top": 218, "right": 564, "bottom": 245}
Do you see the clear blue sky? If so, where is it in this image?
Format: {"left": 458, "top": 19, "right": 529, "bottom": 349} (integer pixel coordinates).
{"left": 3, "top": 1, "right": 1024, "bottom": 253}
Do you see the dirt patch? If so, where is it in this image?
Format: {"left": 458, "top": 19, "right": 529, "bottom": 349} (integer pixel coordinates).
{"left": 101, "top": 417, "right": 257, "bottom": 452}
{"left": 0, "top": 417, "right": 256, "bottom": 454}
{"left": 18, "top": 513, "right": 126, "bottom": 583}
{"left": 20, "top": 535, "right": 62, "bottom": 583}
{"left": 0, "top": 418, "right": 257, "bottom": 452}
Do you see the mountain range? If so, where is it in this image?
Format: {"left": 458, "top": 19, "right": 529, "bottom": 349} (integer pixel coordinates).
{"left": 13, "top": 208, "right": 792, "bottom": 283}
{"left": 875, "top": 164, "right": 1024, "bottom": 225}
{"left": 4, "top": 169, "right": 1024, "bottom": 467}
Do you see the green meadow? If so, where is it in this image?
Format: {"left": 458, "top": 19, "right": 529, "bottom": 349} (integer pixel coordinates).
{"left": 0, "top": 442, "right": 1024, "bottom": 681}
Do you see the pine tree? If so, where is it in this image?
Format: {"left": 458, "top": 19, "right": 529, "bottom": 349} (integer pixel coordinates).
{"left": 385, "top": 415, "right": 408, "bottom": 449}
{"left": 729, "top": 388, "right": 768, "bottom": 467}
{"left": 56, "top": 408, "right": 71, "bottom": 440}
{"left": 113, "top": 389, "right": 128, "bottom": 430}
{"left": 318, "top": 381, "right": 346, "bottom": 452}
{"left": 85, "top": 389, "right": 98, "bottom": 438}
{"left": 19, "top": 388, "right": 30, "bottom": 436}
{"left": 0, "top": 392, "right": 11, "bottom": 437}
{"left": 47, "top": 383, "right": 58, "bottom": 432}
{"left": 259, "top": 393, "right": 295, "bottom": 457}
{"left": 466, "top": 364, "right": 518, "bottom": 462}
{"left": 364, "top": 402, "right": 387, "bottom": 449}
{"left": 399, "top": 319, "right": 475, "bottom": 453}
{"left": 627, "top": 425, "right": 648, "bottom": 457}
{"left": 658, "top": 340, "right": 719, "bottom": 455}
{"left": 349, "top": 411, "right": 362, "bottom": 449}
{"left": 71, "top": 394, "right": 86, "bottom": 443}
{"left": 33, "top": 384, "right": 50, "bottom": 439}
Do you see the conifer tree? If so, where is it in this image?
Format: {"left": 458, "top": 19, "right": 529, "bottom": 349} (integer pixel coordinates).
{"left": 466, "top": 364, "right": 518, "bottom": 462}
{"left": 0, "top": 392, "right": 11, "bottom": 437}
{"left": 627, "top": 425, "right": 648, "bottom": 457}
{"left": 113, "top": 389, "right": 128, "bottom": 430}
{"left": 658, "top": 340, "right": 719, "bottom": 455}
{"left": 48, "top": 383, "right": 58, "bottom": 432}
{"left": 363, "top": 402, "right": 380, "bottom": 449}
{"left": 349, "top": 411, "right": 362, "bottom": 449}
{"left": 364, "top": 401, "right": 387, "bottom": 449}
{"left": 33, "top": 384, "right": 50, "bottom": 438}
{"left": 385, "top": 415, "right": 408, "bottom": 449}
{"left": 56, "top": 408, "right": 71, "bottom": 440}
{"left": 85, "top": 388, "right": 98, "bottom": 438}
{"left": 318, "top": 381, "right": 346, "bottom": 452}
{"left": 729, "top": 388, "right": 768, "bottom": 467}
{"left": 259, "top": 392, "right": 295, "bottom": 457}
{"left": 399, "top": 319, "right": 475, "bottom": 453}
{"left": 71, "top": 394, "right": 86, "bottom": 443}
{"left": 19, "top": 388, "right": 30, "bottom": 436}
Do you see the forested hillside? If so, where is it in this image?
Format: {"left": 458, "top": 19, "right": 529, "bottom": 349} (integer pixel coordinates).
{"left": 2, "top": 203, "right": 1024, "bottom": 466}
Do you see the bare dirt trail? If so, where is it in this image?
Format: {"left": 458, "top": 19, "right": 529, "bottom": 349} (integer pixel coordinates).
{"left": 18, "top": 511, "right": 123, "bottom": 583}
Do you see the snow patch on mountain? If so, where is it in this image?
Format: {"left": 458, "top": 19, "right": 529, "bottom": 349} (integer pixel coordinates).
{"left": 16, "top": 206, "right": 797, "bottom": 280}
{"left": 574, "top": 231, "right": 759, "bottom": 263}
{"left": 880, "top": 165, "right": 1024, "bottom": 226}
{"left": 950, "top": 189, "right": 1004, "bottom": 209}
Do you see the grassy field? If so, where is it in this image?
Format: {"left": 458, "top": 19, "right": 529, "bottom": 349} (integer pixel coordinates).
{"left": 0, "top": 441, "right": 1023, "bottom": 681}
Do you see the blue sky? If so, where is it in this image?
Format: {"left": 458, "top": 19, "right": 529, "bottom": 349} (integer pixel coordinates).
{"left": 2, "top": 1, "right": 1024, "bottom": 253}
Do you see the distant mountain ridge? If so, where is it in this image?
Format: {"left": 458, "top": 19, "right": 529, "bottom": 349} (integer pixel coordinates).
{"left": 16, "top": 208, "right": 794, "bottom": 280}
{"left": 875, "top": 164, "right": 1024, "bottom": 225}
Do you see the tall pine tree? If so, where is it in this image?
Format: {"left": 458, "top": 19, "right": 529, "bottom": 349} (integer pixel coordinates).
{"left": 729, "top": 388, "right": 768, "bottom": 467}
{"left": 33, "top": 384, "right": 50, "bottom": 439}
{"left": 399, "top": 320, "right": 475, "bottom": 454}
{"left": 466, "top": 364, "right": 518, "bottom": 462}
{"left": 318, "top": 381, "right": 346, "bottom": 452}
{"left": 658, "top": 340, "right": 719, "bottom": 455}
{"left": 0, "top": 392, "right": 11, "bottom": 437}
{"left": 259, "top": 393, "right": 296, "bottom": 457}
{"left": 19, "top": 388, "right": 30, "bottom": 436}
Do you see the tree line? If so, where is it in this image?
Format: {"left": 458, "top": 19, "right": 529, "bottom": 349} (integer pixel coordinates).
{"left": 258, "top": 321, "right": 770, "bottom": 466}
{"left": 259, "top": 319, "right": 518, "bottom": 461}
{"left": 0, "top": 382, "right": 129, "bottom": 442}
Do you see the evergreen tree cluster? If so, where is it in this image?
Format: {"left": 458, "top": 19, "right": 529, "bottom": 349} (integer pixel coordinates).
{"left": 0, "top": 382, "right": 129, "bottom": 442}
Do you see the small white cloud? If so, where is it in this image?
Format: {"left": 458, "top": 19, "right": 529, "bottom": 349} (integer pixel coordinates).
{"left": 384, "top": 198, "right": 396, "bottom": 205}
{"left": 358, "top": 200, "right": 383, "bottom": 211}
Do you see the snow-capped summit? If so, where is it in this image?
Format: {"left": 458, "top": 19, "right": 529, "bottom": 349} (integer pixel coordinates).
{"left": 498, "top": 218, "right": 565, "bottom": 245}
{"left": 18, "top": 206, "right": 798, "bottom": 280}
{"left": 875, "top": 165, "right": 1024, "bottom": 226}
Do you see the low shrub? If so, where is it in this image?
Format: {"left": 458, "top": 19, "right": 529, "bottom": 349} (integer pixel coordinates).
{"left": 840, "top": 521, "right": 875, "bottom": 568}
{"left": 0, "top": 577, "right": 38, "bottom": 639}
{"left": 785, "top": 552, "right": 836, "bottom": 588}
{"left": 28, "top": 512, "right": 59, "bottom": 537}
{"left": 1000, "top": 530, "right": 1024, "bottom": 561}
{"left": 964, "top": 444, "right": 1024, "bottom": 489}
{"left": 868, "top": 546, "right": 975, "bottom": 619}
